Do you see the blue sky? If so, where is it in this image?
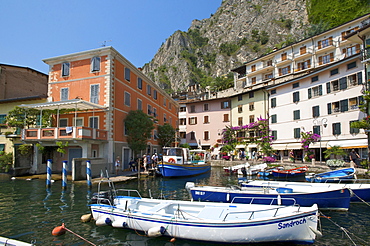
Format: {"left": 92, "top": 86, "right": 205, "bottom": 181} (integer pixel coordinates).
{"left": 0, "top": 0, "right": 222, "bottom": 74}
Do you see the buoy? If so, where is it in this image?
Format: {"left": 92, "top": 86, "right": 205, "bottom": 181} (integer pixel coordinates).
{"left": 112, "top": 220, "right": 127, "bottom": 228}
{"left": 147, "top": 226, "right": 166, "bottom": 237}
{"left": 95, "top": 217, "right": 112, "bottom": 226}
{"left": 309, "top": 226, "right": 323, "bottom": 238}
{"left": 170, "top": 238, "right": 176, "bottom": 243}
{"left": 52, "top": 223, "right": 66, "bottom": 236}
{"left": 81, "top": 213, "right": 92, "bottom": 222}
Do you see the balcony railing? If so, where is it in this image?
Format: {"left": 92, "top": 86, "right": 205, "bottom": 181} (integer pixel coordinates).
{"left": 22, "top": 126, "right": 108, "bottom": 141}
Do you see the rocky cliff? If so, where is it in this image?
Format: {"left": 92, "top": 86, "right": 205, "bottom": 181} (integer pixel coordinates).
{"left": 142, "top": 0, "right": 309, "bottom": 94}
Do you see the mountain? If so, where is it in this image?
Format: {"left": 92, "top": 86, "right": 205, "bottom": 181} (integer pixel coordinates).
{"left": 142, "top": 0, "right": 369, "bottom": 95}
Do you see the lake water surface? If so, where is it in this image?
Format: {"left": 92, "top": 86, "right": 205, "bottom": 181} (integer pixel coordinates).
{"left": 0, "top": 167, "right": 369, "bottom": 245}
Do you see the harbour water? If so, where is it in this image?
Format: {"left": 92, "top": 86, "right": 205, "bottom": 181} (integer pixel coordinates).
{"left": 0, "top": 167, "right": 369, "bottom": 245}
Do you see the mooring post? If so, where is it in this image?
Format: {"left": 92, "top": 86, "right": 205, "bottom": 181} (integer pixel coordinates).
{"left": 86, "top": 160, "right": 92, "bottom": 188}
{"left": 62, "top": 161, "right": 68, "bottom": 189}
{"left": 46, "top": 159, "right": 52, "bottom": 187}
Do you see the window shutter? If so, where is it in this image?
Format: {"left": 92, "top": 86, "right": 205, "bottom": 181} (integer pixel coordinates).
{"left": 278, "top": 68, "right": 282, "bottom": 76}
{"left": 329, "top": 36, "right": 333, "bottom": 45}
{"left": 318, "top": 56, "right": 323, "bottom": 65}
{"left": 319, "top": 85, "right": 323, "bottom": 96}
{"left": 271, "top": 98, "right": 276, "bottom": 108}
{"left": 357, "top": 72, "right": 363, "bottom": 85}
{"left": 91, "top": 57, "right": 100, "bottom": 72}
{"left": 340, "top": 99, "right": 348, "bottom": 112}
{"left": 308, "top": 88, "right": 312, "bottom": 99}
{"left": 318, "top": 41, "right": 322, "bottom": 49}
{"left": 330, "top": 53, "right": 334, "bottom": 62}
{"left": 327, "top": 103, "right": 332, "bottom": 114}
{"left": 326, "top": 82, "right": 331, "bottom": 94}
{"left": 307, "top": 59, "right": 311, "bottom": 68}
{"left": 356, "top": 44, "right": 360, "bottom": 53}
{"left": 339, "top": 77, "right": 347, "bottom": 90}
{"left": 342, "top": 48, "right": 346, "bottom": 56}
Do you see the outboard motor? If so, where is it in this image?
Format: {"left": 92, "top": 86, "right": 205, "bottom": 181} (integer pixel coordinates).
{"left": 91, "top": 190, "right": 114, "bottom": 205}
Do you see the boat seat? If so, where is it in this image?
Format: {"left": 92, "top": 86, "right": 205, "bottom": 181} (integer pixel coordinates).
{"left": 197, "top": 206, "right": 226, "bottom": 220}
{"left": 147, "top": 202, "right": 171, "bottom": 212}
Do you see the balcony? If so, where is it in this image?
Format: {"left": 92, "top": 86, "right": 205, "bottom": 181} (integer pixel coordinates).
{"left": 22, "top": 126, "right": 108, "bottom": 141}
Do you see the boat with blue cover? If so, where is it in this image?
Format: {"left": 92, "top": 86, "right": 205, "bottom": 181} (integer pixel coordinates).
{"left": 305, "top": 167, "right": 356, "bottom": 182}
{"left": 186, "top": 182, "right": 351, "bottom": 211}
{"left": 157, "top": 148, "right": 211, "bottom": 177}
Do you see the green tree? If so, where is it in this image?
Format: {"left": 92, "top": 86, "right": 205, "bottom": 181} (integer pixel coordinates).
{"left": 323, "top": 145, "right": 346, "bottom": 159}
{"left": 157, "top": 123, "right": 177, "bottom": 147}
{"left": 124, "top": 110, "right": 154, "bottom": 156}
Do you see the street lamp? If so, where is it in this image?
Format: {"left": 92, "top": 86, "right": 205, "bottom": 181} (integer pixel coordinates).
{"left": 313, "top": 118, "right": 328, "bottom": 164}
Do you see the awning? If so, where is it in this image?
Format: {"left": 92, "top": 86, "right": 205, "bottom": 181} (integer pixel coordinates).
{"left": 327, "top": 139, "right": 368, "bottom": 149}
{"left": 188, "top": 143, "right": 199, "bottom": 147}
{"left": 271, "top": 143, "right": 302, "bottom": 150}
{"left": 19, "top": 99, "right": 107, "bottom": 111}
{"left": 309, "top": 141, "right": 328, "bottom": 149}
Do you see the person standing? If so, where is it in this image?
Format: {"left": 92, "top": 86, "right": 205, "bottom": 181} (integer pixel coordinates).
{"left": 143, "top": 154, "right": 148, "bottom": 171}
{"left": 349, "top": 149, "right": 360, "bottom": 167}
{"left": 115, "top": 156, "right": 121, "bottom": 175}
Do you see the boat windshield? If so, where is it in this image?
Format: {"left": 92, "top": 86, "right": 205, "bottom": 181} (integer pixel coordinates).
{"left": 163, "top": 148, "right": 183, "bottom": 156}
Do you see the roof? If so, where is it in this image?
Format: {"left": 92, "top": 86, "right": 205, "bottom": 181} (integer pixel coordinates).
{"left": 18, "top": 99, "right": 107, "bottom": 111}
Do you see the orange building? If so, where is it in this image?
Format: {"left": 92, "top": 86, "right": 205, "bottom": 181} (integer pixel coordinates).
{"left": 21, "top": 46, "right": 178, "bottom": 174}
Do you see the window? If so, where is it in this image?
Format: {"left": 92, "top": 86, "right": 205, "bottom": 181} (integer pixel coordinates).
{"left": 147, "top": 105, "right": 152, "bottom": 115}
{"left": 279, "top": 66, "right": 291, "bottom": 76}
{"left": 223, "top": 114, "right": 229, "bottom": 122}
{"left": 347, "top": 61, "right": 357, "bottom": 70}
{"left": 59, "top": 118, "right": 68, "bottom": 127}
{"left": 318, "top": 37, "right": 333, "bottom": 49}
{"left": 62, "top": 62, "right": 70, "bottom": 76}
{"left": 190, "top": 105, "right": 196, "bottom": 113}
{"left": 330, "top": 68, "right": 338, "bottom": 76}
{"left": 163, "top": 98, "right": 166, "bottom": 106}
{"left": 179, "top": 118, "right": 186, "bottom": 125}
{"left": 91, "top": 57, "right": 100, "bottom": 72}
{"left": 293, "top": 110, "right": 300, "bottom": 120}
{"left": 124, "top": 67, "right": 130, "bottom": 81}
{"left": 344, "top": 45, "right": 360, "bottom": 57}
{"left": 89, "top": 116, "right": 98, "bottom": 129}
{"left": 73, "top": 118, "right": 84, "bottom": 127}
{"left": 271, "top": 114, "right": 277, "bottom": 124}
{"left": 221, "top": 101, "right": 230, "bottom": 109}
{"left": 190, "top": 131, "right": 196, "bottom": 140}
{"left": 293, "top": 92, "right": 300, "bottom": 103}
{"left": 251, "top": 64, "right": 256, "bottom": 72}
{"left": 153, "top": 108, "right": 157, "bottom": 117}
{"left": 179, "top": 132, "right": 186, "bottom": 138}
{"left": 204, "top": 131, "right": 209, "bottom": 140}
{"left": 312, "top": 106, "right": 320, "bottom": 118}
{"left": 147, "top": 85, "right": 151, "bottom": 96}
{"left": 264, "top": 73, "right": 273, "bottom": 80}
{"left": 154, "top": 130, "right": 158, "bottom": 140}
{"left": 319, "top": 53, "right": 334, "bottom": 65}
{"left": 271, "top": 130, "right": 277, "bottom": 140}
{"left": 189, "top": 117, "right": 197, "bottom": 125}
{"left": 297, "top": 60, "right": 310, "bottom": 70}
{"left": 313, "top": 125, "right": 320, "bottom": 135}
{"left": 124, "top": 122, "right": 128, "bottom": 136}
{"left": 124, "top": 92, "right": 131, "bottom": 106}
{"left": 266, "top": 60, "right": 273, "bottom": 66}
{"left": 238, "top": 105, "right": 243, "bottom": 113}
{"left": 281, "top": 53, "right": 287, "bottom": 61}
{"left": 0, "top": 144, "right": 5, "bottom": 152}
{"left": 349, "top": 97, "right": 359, "bottom": 110}
{"left": 237, "top": 131, "right": 245, "bottom": 138}
{"left": 203, "top": 103, "right": 209, "bottom": 111}
{"left": 311, "top": 76, "right": 319, "bottom": 83}
{"left": 238, "top": 95, "right": 243, "bottom": 101}
{"left": 294, "top": 128, "right": 301, "bottom": 139}
{"left": 251, "top": 77, "right": 257, "bottom": 84}
{"left": 300, "top": 46, "right": 306, "bottom": 55}
{"left": 292, "top": 82, "right": 300, "bottom": 88}
{"left": 137, "top": 99, "right": 142, "bottom": 110}
{"left": 204, "top": 115, "right": 209, "bottom": 124}
{"left": 348, "top": 74, "right": 357, "bottom": 86}
{"left": 153, "top": 90, "right": 157, "bottom": 100}
{"left": 271, "top": 98, "right": 276, "bottom": 108}
{"left": 308, "top": 85, "right": 322, "bottom": 99}
{"left": 137, "top": 78, "right": 142, "bottom": 89}
{"left": 350, "top": 120, "right": 360, "bottom": 134}
{"left": 180, "top": 106, "right": 186, "bottom": 112}
{"left": 249, "top": 92, "right": 254, "bottom": 98}
{"left": 331, "top": 80, "right": 339, "bottom": 91}
{"left": 238, "top": 117, "right": 243, "bottom": 126}
{"left": 332, "top": 122, "right": 341, "bottom": 135}
{"left": 0, "top": 114, "right": 6, "bottom": 124}
{"left": 90, "top": 84, "right": 99, "bottom": 104}
{"left": 61, "top": 88, "right": 69, "bottom": 101}
{"left": 249, "top": 115, "right": 254, "bottom": 123}
{"left": 169, "top": 103, "right": 172, "bottom": 110}
{"left": 249, "top": 102, "right": 254, "bottom": 111}
{"left": 271, "top": 89, "right": 276, "bottom": 94}
{"left": 163, "top": 113, "right": 167, "bottom": 122}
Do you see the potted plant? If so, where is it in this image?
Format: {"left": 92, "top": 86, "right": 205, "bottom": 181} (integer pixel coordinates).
{"left": 323, "top": 145, "right": 347, "bottom": 168}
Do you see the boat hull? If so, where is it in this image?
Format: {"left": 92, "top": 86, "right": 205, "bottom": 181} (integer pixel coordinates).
{"left": 157, "top": 162, "right": 211, "bottom": 177}
{"left": 189, "top": 187, "right": 350, "bottom": 211}
{"left": 305, "top": 168, "right": 356, "bottom": 183}
{"left": 90, "top": 199, "right": 319, "bottom": 244}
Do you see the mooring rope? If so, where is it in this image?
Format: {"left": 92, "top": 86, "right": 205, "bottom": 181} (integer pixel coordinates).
{"left": 320, "top": 211, "right": 368, "bottom": 245}
{"left": 348, "top": 188, "right": 370, "bottom": 207}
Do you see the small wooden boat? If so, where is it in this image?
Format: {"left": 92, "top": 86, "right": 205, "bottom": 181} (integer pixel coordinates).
{"left": 272, "top": 166, "right": 308, "bottom": 178}
{"left": 186, "top": 182, "right": 351, "bottom": 211}
{"left": 258, "top": 166, "right": 284, "bottom": 177}
{"left": 241, "top": 180, "right": 370, "bottom": 203}
{"left": 157, "top": 148, "right": 211, "bottom": 177}
{"left": 90, "top": 179, "right": 320, "bottom": 244}
{"left": 305, "top": 167, "right": 356, "bottom": 183}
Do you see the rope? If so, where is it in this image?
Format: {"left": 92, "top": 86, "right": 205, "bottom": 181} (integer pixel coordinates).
{"left": 319, "top": 211, "right": 368, "bottom": 245}
{"left": 62, "top": 224, "right": 97, "bottom": 246}
{"left": 348, "top": 188, "right": 370, "bottom": 207}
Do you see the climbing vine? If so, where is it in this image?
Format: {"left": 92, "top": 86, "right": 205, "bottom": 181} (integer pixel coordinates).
{"left": 300, "top": 131, "right": 320, "bottom": 161}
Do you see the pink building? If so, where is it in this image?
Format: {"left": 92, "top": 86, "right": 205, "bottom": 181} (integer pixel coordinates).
{"left": 186, "top": 97, "right": 231, "bottom": 157}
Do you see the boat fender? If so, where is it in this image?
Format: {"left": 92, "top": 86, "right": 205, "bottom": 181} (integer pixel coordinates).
{"left": 185, "top": 182, "right": 195, "bottom": 190}
{"left": 81, "top": 213, "right": 92, "bottom": 222}
{"left": 309, "top": 226, "right": 323, "bottom": 238}
{"left": 95, "top": 217, "right": 111, "bottom": 226}
{"left": 170, "top": 238, "right": 176, "bottom": 243}
{"left": 52, "top": 223, "right": 66, "bottom": 236}
{"left": 147, "top": 226, "right": 166, "bottom": 237}
{"left": 112, "top": 220, "right": 128, "bottom": 228}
